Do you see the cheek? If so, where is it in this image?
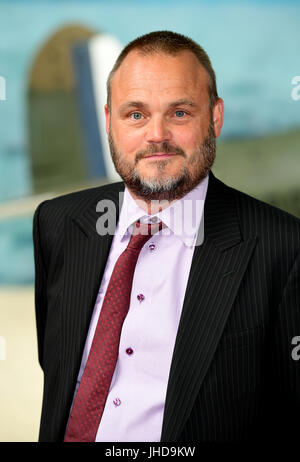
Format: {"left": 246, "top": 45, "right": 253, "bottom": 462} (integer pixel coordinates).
{"left": 174, "top": 127, "right": 200, "bottom": 150}
{"left": 179, "top": 116, "right": 211, "bottom": 146}
{"left": 112, "top": 124, "right": 142, "bottom": 155}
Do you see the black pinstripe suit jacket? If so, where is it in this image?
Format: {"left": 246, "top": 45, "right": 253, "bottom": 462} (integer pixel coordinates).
{"left": 33, "top": 171, "right": 300, "bottom": 442}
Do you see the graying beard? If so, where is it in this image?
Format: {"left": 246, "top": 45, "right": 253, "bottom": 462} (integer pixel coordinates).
{"left": 131, "top": 169, "right": 187, "bottom": 194}
{"left": 108, "top": 120, "right": 216, "bottom": 201}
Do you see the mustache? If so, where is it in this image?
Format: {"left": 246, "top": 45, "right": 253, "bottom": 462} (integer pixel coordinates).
{"left": 135, "top": 142, "right": 186, "bottom": 162}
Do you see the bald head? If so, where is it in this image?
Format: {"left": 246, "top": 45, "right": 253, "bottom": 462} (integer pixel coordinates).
{"left": 109, "top": 49, "right": 211, "bottom": 117}
{"left": 106, "top": 30, "right": 219, "bottom": 111}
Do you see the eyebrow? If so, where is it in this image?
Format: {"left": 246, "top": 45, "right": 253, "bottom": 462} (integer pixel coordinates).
{"left": 119, "top": 101, "right": 147, "bottom": 113}
{"left": 168, "top": 99, "right": 197, "bottom": 109}
{"left": 118, "top": 98, "right": 197, "bottom": 113}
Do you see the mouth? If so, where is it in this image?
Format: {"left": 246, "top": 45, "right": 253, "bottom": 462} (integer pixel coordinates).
{"left": 144, "top": 152, "right": 177, "bottom": 159}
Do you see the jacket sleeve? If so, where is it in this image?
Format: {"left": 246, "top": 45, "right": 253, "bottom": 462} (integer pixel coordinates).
{"left": 32, "top": 201, "right": 49, "bottom": 369}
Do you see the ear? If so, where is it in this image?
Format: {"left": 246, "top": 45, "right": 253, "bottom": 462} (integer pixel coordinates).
{"left": 212, "top": 98, "right": 224, "bottom": 138}
{"left": 104, "top": 104, "right": 110, "bottom": 136}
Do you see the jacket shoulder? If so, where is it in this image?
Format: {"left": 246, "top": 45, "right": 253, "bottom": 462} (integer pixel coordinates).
{"left": 34, "top": 181, "right": 125, "bottom": 229}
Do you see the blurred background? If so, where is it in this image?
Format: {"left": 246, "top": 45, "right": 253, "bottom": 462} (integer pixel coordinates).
{"left": 0, "top": 0, "right": 299, "bottom": 442}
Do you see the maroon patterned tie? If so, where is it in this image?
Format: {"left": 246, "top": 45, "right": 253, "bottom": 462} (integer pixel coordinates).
{"left": 64, "top": 219, "right": 163, "bottom": 442}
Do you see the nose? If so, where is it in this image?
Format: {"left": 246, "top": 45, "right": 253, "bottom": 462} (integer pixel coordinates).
{"left": 145, "top": 115, "right": 171, "bottom": 144}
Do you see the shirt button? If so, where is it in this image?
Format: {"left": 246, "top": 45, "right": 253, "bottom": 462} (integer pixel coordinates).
{"left": 126, "top": 347, "right": 134, "bottom": 355}
{"left": 148, "top": 242, "right": 155, "bottom": 251}
{"left": 113, "top": 398, "right": 121, "bottom": 407}
{"left": 137, "top": 293, "right": 145, "bottom": 302}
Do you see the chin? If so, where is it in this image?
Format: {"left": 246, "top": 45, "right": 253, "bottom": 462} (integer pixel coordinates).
{"left": 139, "top": 165, "right": 182, "bottom": 180}
{"left": 139, "top": 172, "right": 180, "bottom": 187}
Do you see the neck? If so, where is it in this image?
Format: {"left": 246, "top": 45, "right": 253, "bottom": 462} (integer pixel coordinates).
{"left": 127, "top": 188, "right": 177, "bottom": 215}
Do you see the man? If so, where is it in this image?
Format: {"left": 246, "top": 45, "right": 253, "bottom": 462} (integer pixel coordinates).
{"left": 33, "top": 31, "right": 300, "bottom": 442}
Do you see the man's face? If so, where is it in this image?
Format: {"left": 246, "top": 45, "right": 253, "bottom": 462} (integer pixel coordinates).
{"left": 105, "top": 50, "right": 224, "bottom": 202}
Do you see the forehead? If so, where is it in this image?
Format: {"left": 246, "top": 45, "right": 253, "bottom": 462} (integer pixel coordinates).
{"left": 110, "top": 49, "right": 210, "bottom": 105}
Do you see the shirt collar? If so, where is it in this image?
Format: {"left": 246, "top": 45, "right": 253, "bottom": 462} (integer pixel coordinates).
{"left": 116, "top": 174, "right": 209, "bottom": 247}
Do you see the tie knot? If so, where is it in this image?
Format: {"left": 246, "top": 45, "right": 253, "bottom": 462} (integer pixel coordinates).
{"left": 127, "top": 219, "right": 163, "bottom": 251}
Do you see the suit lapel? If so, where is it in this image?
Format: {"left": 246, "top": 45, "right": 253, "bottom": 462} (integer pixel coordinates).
{"left": 160, "top": 172, "right": 258, "bottom": 441}
{"left": 59, "top": 183, "right": 125, "bottom": 416}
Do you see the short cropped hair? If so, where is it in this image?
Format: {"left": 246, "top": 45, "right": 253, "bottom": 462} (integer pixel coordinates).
{"left": 106, "top": 30, "right": 219, "bottom": 111}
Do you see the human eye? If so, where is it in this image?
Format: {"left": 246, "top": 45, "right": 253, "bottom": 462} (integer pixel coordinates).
{"left": 175, "top": 110, "right": 186, "bottom": 118}
{"left": 130, "top": 112, "right": 143, "bottom": 120}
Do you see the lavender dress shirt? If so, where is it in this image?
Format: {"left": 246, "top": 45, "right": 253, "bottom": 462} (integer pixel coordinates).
{"left": 74, "top": 174, "right": 209, "bottom": 442}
